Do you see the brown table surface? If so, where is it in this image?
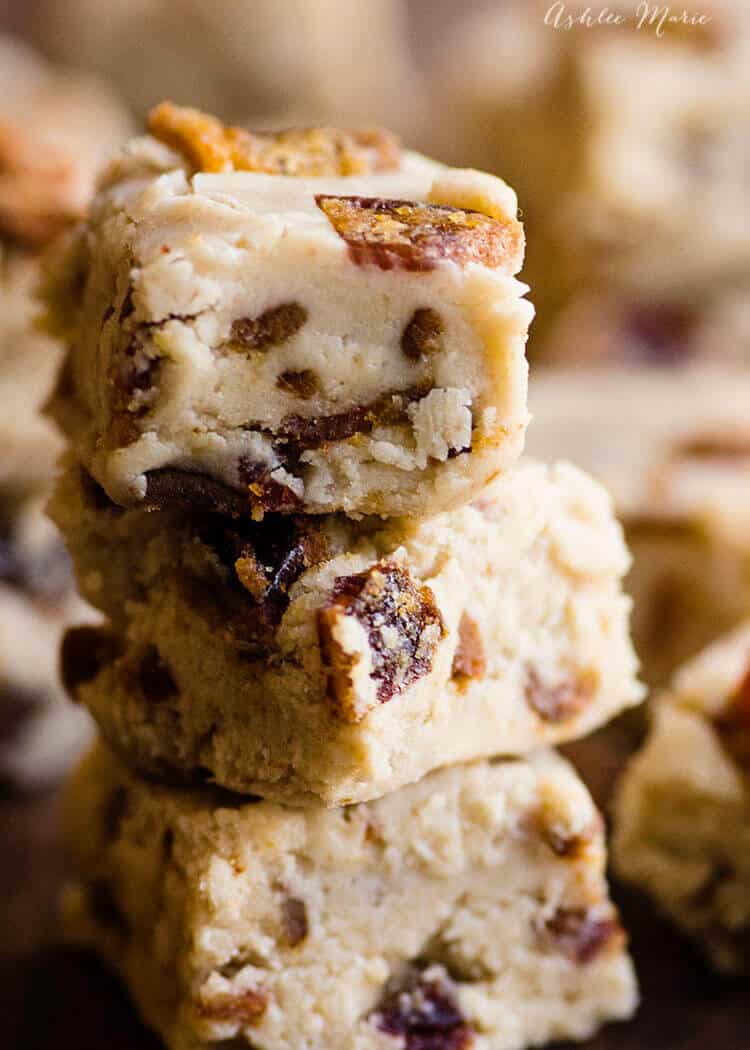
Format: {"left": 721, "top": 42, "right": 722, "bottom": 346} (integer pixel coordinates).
{"left": 2, "top": 725, "right": 747, "bottom": 1050}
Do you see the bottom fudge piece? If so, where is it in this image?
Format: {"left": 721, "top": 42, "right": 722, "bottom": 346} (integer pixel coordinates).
{"left": 63, "top": 746, "right": 637, "bottom": 1050}
{"left": 614, "top": 621, "right": 750, "bottom": 972}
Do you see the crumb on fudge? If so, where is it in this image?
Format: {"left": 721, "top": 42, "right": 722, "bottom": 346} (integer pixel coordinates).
{"left": 147, "top": 102, "right": 401, "bottom": 175}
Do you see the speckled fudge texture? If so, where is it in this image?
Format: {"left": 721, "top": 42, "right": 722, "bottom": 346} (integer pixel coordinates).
{"left": 63, "top": 745, "right": 637, "bottom": 1050}
{"left": 52, "top": 458, "right": 642, "bottom": 805}
{"left": 46, "top": 104, "right": 532, "bottom": 519}
{"left": 614, "top": 621, "right": 750, "bottom": 973}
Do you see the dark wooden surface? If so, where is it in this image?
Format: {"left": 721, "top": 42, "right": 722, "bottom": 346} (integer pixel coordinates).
{"left": 1, "top": 726, "right": 747, "bottom": 1050}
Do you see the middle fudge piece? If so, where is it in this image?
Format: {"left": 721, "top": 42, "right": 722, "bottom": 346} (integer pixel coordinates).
{"left": 46, "top": 103, "right": 532, "bottom": 520}
{"left": 63, "top": 746, "right": 638, "bottom": 1050}
{"left": 53, "top": 458, "right": 642, "bottom": 806}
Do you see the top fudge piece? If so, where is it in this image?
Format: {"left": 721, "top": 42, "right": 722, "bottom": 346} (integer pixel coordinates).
{"left": 46, "top": 103, "right": 532, "bottom": 519}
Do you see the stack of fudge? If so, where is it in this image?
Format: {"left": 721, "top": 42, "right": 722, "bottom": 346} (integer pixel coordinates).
{"left": 47, "top": 104, "right": 643, "bottom": 1050}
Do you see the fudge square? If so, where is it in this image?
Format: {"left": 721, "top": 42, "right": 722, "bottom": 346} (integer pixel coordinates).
{"left": 614, "top": 620, "right": 750, "bottom": 973}
{"left": 46, "top": 103, "right": 533, "bottom": 520}
{"left": 53, "top": 458, "right": 642, "bottom": 806}
{"left": 62, "top": 745, "right": 637, "bottom": 1050}
{"left": 528, "top": 366, "right": 750, "bottom": 688}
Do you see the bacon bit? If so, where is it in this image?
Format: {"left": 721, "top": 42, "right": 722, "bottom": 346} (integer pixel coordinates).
{"left": 317, "top": 194, "right": 522, "bottom": 272}
{"left": 370, "top": 967, "right": 474, "bottom": 1050}
{"left": 276, "top": 369, "right": 320, "bottom": 400}
{"left": 229, "top": 303, "right": 308, "bottom": 352}
{"left": 197, "top": 987, "right": 268, "bottom": 1024}
{"left": 318, "top": 561, "right": 445, "bottom": 722}
{"left": 401, "top": 308, "right": 445, "bottom": 361}
{"left": 525, "top": 669, "right": 594, "bottom": 724}
{"left": 281, "top": 897, "right": 309, "bottom": 947}
{"left": 451, "top": 613, "right": 486, "bottom": 687}
{"left": 148, "top": 102, "right": 400, "bottom": 175}
{"left": 542, "top": 908, "right": 624, "bottom": 965}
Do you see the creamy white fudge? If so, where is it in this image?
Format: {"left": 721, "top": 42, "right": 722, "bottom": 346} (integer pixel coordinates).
{"left": 614, "top": 621, "right": 750, "bottom": 973}
{"left": 529, "top": 367, "right": 750, "bottom": 686}
{"left": 47, "top": 104, "right": 532, "bottom": 519}
{"left": 52, "top": 457, "right": 642, "bottom": 806}
{"left": 63, "top": 745, "right": 638, "bottom": 1050}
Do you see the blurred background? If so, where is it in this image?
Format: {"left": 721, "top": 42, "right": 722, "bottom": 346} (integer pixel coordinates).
{"left": 0, "top": 0, "right": 749, "bottom": 1043}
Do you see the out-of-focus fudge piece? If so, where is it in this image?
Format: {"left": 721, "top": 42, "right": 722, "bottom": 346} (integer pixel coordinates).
{"left": 46, "top": 104, "right": 532, "bottom": 519}
{"left": 0, "top": 34, "right": 131, "bottom": 487}
{"left": 0, "top": 255, "right": 64, "bottom": 494}
{"left": 28, "top": 0, "right": 425, "bottom": 139}
{"left": 63, "top": 745, "right": 638, "bottom": 1050}
{"left": 540, "top": 288, "right": 750, "bottom": 371}
{"left": 528, "top": 367, "right": 750, "bottom": 687}
{"left": 52, "top": 458, "right": 642, "bottom": 806}
{"left": 430, "top": 0, "right": 750, "bottom": 350}
{"left": 614, "top": 621, "right": 750, "bottom": 972}
{"left": 0, "top": 35, "right": 133, "bottom": 249}
{"left": 0, "top": 37, "right": 131, "bottom": 789}
{"left": 0, "top": 494, "right": 94, "bottom": 790}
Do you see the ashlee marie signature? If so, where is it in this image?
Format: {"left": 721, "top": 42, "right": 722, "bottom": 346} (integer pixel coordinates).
{"left": 544, "top": 3, "right": 713, "bottom": 37}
